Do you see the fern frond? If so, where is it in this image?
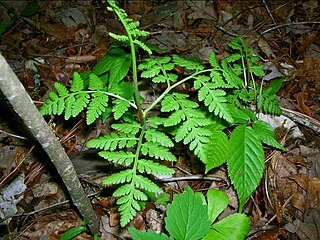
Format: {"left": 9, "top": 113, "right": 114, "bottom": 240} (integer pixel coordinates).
{"left": 70, "top": 72, "right": 84, "bottom": 92}
{"left": 112, "top": 122, "right": 141, "bottom": 134}
{"left": 137, "top": 159, "right": 174, "bottom": 176}
{"left": 72, "top": 92, "right": 90, "bottom": 117}
{"left": 89, "top": 73, "right": 104, "bottom": 90}
{"left": 112, "top": 99, "right": 130, "bottom": 120}
{"left": 109, "top": 32, "right": 129, "bottom": 42}
{"left": 103, "top": 169, "right": 133, "bottom": 185}
{"left": 99, "top": 150, "right": 135, "bottom": 166}
{"left": 86, "top": 132, "right": 137, "bottom": 150}
{"left": 144, "top": 129, "right": 174, "bottom": 147}
{"left": 173, "top": 55, "right": 204, "bottom": 71}
{"left": 54, "top": 82, "right": 69, "bottom": 96}
{"left": 135, "top": 175, "right": 162, "bottom": 193}
{"left": 141, "top": 142, "right": 176, "bottom": 161}
{"left": 117, "top": 197, "right": 140, "bottom": 227}
{"left": 86, "top": 92, "right": 108, "bottom": 124}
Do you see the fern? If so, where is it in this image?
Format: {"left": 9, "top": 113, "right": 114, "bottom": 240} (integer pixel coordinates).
{"left": 39, "top": 0, "right": 286, "bottom": 229}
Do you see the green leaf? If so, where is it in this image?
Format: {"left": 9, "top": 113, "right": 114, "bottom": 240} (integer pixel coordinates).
{"left": 227, "top": 126, "right": 264, "bottom": 210}
{"left": 206, "top": 188, "right": 229, "bottom": 223}
{"left": 103, "top": 169, "right": 133, "bottom": 185}
{"left": 141, "top": 65, "right": 161, "bottom": 78}
{"left": 72, "top": 92, "right": 90, "bottom": 117}
{"left": 252, "top": 120, "right": 285, "bottom": 151}
{"left": 20, "top": 5, "right": 39, "bottom": 17}
{"left": 109, "top": 81, "right": 135, "bottom": 100}
{"left": 59, "top": 226, "right": 87, "bottom": 240}
{"left": 204, "top": 213, "right": 250, "bottom": 240}
{"left": 135, "top": 175, "right": 162, "bottom": 193}
{"left": 54, "top": 82, "right": 69, "bottom": 96}
{"left": 86, "top": 132, "right": 137, "bottom": 150}
{"left": 204, "top": 131, "right": 229, "bottom": 173}
{"left": 112, "top": 99, "right": 130, "bottom": 120}
{"left": 137, "top": 159, "right": 174, "bottom": 176}
{"left": 144, "top": 129, "right": 174, "bottom": 147}
{"left": 141, "top": 142, "right": 177, "bottom": 161}
{"left": 99, "top": 150, "right": 135, "bottom": 166}
{"left": 173, "top": 55, "right": 204, "bottom": 71}
{"left": 112, "top": 122, "right": 141, "bottom": 134}
{"left": 117, "top": 197, "right": 140, "bottom": 227}
{"left": 110, "top": 53, "right": 131, "bottom": 83}
{"left": 165, "top": 186, "right": 211, "bottom": 240}
{"left": 64, "top": 95, "right": 75, "bottom": 120}
{"left": 70, "top": 72, "right": 84, "bottom": 92}
{"left": 89, "top": 73, "right": 104, "bottom": 90}
{"left": 209, "top": 51, "right": 220, "bottom": 68}
{"left": 129, "top": 228, "right": 171, "bottom": 240}
{"left": 86, "top": 92, "right": 108, "bottom": 124}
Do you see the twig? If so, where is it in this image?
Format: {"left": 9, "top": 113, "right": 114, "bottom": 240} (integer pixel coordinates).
{"left": 281, "top": 107, "right": 320, "bottom": 134}
{"left": 261, "top": 21, "right": 320, "bottom": 35}
{"left": 262, "top": 0, "right": 281, "bottom": 34}
{"left": 0, "top": 129, "right": 28, "bottom": 140}
{"left": 156, "top": 175, "right": 224, "bottom": 182}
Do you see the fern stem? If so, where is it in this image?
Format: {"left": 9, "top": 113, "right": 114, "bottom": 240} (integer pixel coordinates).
{"left": 86, "top": 91, "right": 137, "bottom": 109}
{"left": 143, "top": 69, "right": 213, "bottom": 116}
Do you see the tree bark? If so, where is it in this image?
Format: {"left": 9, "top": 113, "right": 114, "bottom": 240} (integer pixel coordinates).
{"left": 0, "top": 53, "right": 100, "bottom": 235}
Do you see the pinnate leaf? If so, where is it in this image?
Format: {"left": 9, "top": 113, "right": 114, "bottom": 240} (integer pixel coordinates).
{"left": 137, "top": 159, "right": 174, "bottom": 176}
{"left": 112, "top": 99, "right": 130, "bottom": 120}
{"left": 54, "top": 82, "right": 69, "bottom": 96}
{"left": 112, "top": 122, "right": 141, "bottom": 134}
{"left": 103, "top": 169, "right": 133, "bottom": 185}
{"left": 134, "top": 175, "right": 162, "bottom": 193}
{"left": 141, "top": 142, "right": 176, "bottom": 161}
{"left": 86, "top": 92, "right": 108, "bottom": 124}
{"left": 165, "top": 186, "right": 211, "bottom": 240}
{"left": 71, "top": 72, "right": 84, "bottom": 92}
{"left": 144, "top": 129, "right": 174, "bottom": 147}
{"left": 86, "top": 132, "right": 137, "bottom": 150}
{"left": 98, "top": 150, "right": 134, "bottom": 166}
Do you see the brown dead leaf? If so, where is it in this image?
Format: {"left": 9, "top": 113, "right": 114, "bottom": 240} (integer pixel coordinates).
{"left": 295, "top": 92, "right": 313, "bottom": 116}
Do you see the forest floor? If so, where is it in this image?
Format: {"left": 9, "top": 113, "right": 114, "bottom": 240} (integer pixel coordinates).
{"left": 0, "top": 1, "right": 320, "bottom": 239}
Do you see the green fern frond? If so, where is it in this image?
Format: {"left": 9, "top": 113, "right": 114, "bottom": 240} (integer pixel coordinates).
{"left": 111, "top": 122, "right": 141, "bottom": 134}
{"left": 70, "top": 72, "right": 84, "bottom": 92}
{"left": 144, "top": 129, "right": 174, "bottom": 147}
{"left": 117, "top": 197, "right": 140, "bottom": 227}
{"left": 173, "top": 54, "right": 204, "bottom": 71}
{"left": 137, "top": 159, "right": 174, "bottom": 175}
{"left": 54, "top": 82, "right": 69, "bottom": 96}
{"left": 103, "top": 169, "right": 133, "bottom": 185}
{"left": 135, "top": 175, "right": 162, "bottom": 193}
{"left": 86, "top": 92, "right": 108, "bottom": 124}
{"left": 64, "top": 95, "right": 75, "bottom": 120}
{"left": 109, "top": 32, "right": 129, "bottom": 42}
{"left": 72, "top": 92, "right": 90, "bottom": 117}
{"left": 98, "top": 150, "right": 135, "bottom": 166}
{"left": 112, "top": 99, "right": 130, "bottom": 120}
{"left": 89, "top": 73, "right": 104, "bottom": 90}
{"left": 141, "top": 142, "right": 176, "bottom": 161}
{"left": 86, "top": 132, "right": 137, "bottom": 150}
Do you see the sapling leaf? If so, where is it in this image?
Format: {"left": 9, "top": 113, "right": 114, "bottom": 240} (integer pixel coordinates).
{"left": 206, "top": 188, "right": 229, "bottom": 223}
{"left": 203, "top": 213, "right": 251, "bottom": 240}
{"left": 129, "top": 228, "right": 171, "bottom": 240}
{"left": 165, "top": 186, "right": 211, "bottom": 240}
{"left": 227, "top": 126, "right": 264, "bottom": 210}
{"left": 252, "top": 120, "right": 285, "bottom": 151}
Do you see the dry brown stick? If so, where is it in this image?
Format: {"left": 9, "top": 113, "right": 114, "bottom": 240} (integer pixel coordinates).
{"left": 281, "top": 107, "right": 320, "bottom": 134}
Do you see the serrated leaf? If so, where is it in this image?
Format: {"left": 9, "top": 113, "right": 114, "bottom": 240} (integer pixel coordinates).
{"left": 86, "top": 92, "right": 108, "bottom": 124}
{"left": 89, "top": 73, "right": 104, "bottom": 90}
{"left": 113, "top": 184, "right": 132, "bottom": 197}
{"left": 161, "top": 95, "right": 180, "bottom": 112}
{"left": 56, "top": 98, "right": 65, "bottom": 115}
{"left": 112, "top": 122, "right": 141, "bottom": 134}
{"left": 172, "top": 55, "right": 204, "bottom": 71}
{"left": 165, "top": 186, "right": 211, "bottom": 240}
{"left": 103, "top": 169, "right": 133, "bottom": 185}
{"left": 129, "top": 228, "right": 171, "bottom": 240}
{"left": 54, "top": 82, "right": 68, "bottom": 96}
{"left": 110, "top": 53, "right": 131, "bottom": 83}
{"left": 132, "top": 188, "right": 148, "bottom": 201}
{"left": 48, "top": 91, "right": 59, "bottom": 101}
{"left": 112, "top": 99, "right": 130, "bottom": 120}
{"left": 117, "top": 197, "right": 140, "bottom": 227}
{"left": 250, "top": 64, "right": 265, "bottom": 77}
{"left": 99, "top": 150, "right": 135, "bottom": 166}
{"left": 144, "top": 129, "right": 174, "bottom": 147}
{"left": 71, "top": 72, "right": 84, "bottom": 92}
{"left": 152, "top": 75, "right": 166, "bottom": 83}
{"left": 204, "top": 213, "right": 250, "bottom": 240}
{"left": 209, "top": 51, "right": 220, "bottom": 68}
{"left": 141, "top": 142, "right": 176, "bottom": 161}
{"left": 86, "top": 132, "right": 137, "bottom": 150}
{"left": 204, "top": 131, "right": 229, "bottom": 172}
{"left": 137, "top": 159, "right": 174, "bottom": 176}
{"left": 141, "top": 65, "right": 161, "bottom": 78}
{"left": 252, "top": 120, "right": 285, "bottom": 151}
{"left": 64, "top": 95, "right": 75, "bottom": 120}
{"left": 135, "top": 175, "right": 162, "bottom": 193}
{"left": 206, "top": 188, "right": 229, "bottom": 223}
{"left": 227, "top": 126, "right": 264, "bottom": 210}
{"left": 72, "top": 92, "right": 90, "bottom": 117}
{"left": 109, "top": 82, "right": 135, "bottom": 100}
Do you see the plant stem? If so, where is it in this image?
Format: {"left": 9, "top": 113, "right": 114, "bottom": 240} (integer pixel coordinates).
{"left": 143, "top": 69, "right": 213, "bottom": 116}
